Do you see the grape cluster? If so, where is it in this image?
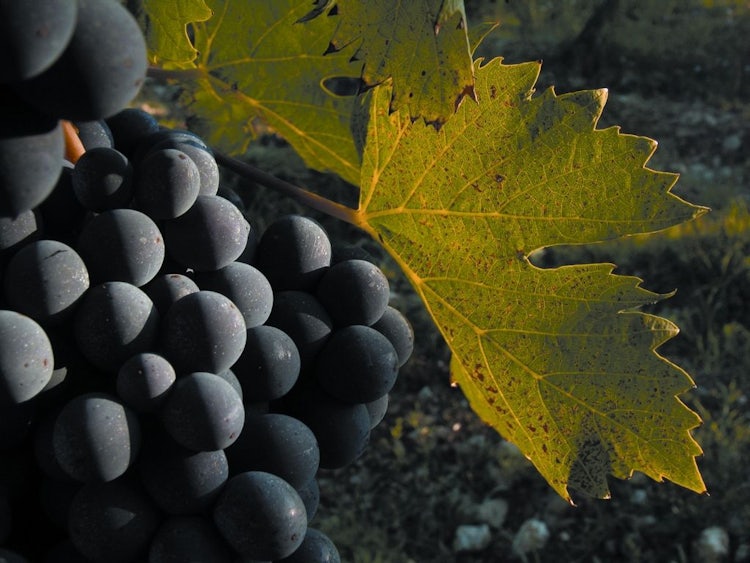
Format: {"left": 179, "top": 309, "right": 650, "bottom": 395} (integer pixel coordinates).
{"left": 0, "top": 1, "right": 415, "bottom": 561}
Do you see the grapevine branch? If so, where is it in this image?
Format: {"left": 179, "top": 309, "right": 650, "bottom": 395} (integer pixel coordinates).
{"left": 214, "top": 152, "right": 361, "bottom": 225}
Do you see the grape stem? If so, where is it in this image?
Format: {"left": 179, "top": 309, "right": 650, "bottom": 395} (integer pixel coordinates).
{"left": 62, "top": 121, "right": 86, "bottom": 164}
{"left": 214, "top": 152, "right": 361, "bottom": 225}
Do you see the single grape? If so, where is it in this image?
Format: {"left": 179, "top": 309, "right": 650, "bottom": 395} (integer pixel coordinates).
{"left": 280, "top": 382, "right": 371, "bottom": 470}
{"left": 53, "top": 392, "right": 140, "bottom": 483}
{"left": 148, "top": 516, "right": 234, "bottom": 563}
{"left": 160, "top": 372, "right": 245, "bottom": 451}
{"left": 160, "top": 290, "right": 247, "bottom": 374}
{"left": 67, "top": 477, "right": 160, "bottom": 563}
{"left": 105, "top": 108, "right": 160, "bottom": 156}
{"left": 71, "top": 146, "right": 133, "bottom": 212}
{"left": 73, "top": 120, "right": 114, "bottom": 150}
{"left": 314, "top": 325, "right": 399, "bottom": 404}
{"left": 0, "top": 0, "right": 77, "bottom": 82}
{"left": 212, "top": 471, "right": 307, "bottom": 560}
{"left": 266, "top": 291, "right": 332, "bottom": 368}
{"left": 216, "top": 368, "right": 243, "bottom": 401}
{"left": 133, "top": 148, "right": 201, "bottom": 220}
{"left": 0, "top": 209, "right": 41, "bottom": 256}
{"left": 12, "top": 0, "right": 148, "bottom": 121}
{"left": 194, "top": 261, "right": 274, "bottom": 328}
{"left": 278, "top": 527, "right": 341, "bottom": 563}
{"left": 138, "top": 429, "right": 229, "bottom": 514}
{"left": 0, "top": 88, "right": 63, "bottom": 216}
{"left": 73, "top": 281, "right": 160, "bottom": 372}
{"left": 295, "top": 477, "right": 320, "bottom": 522}
{"left": 372, "top": 305, "right": 414, "bottom": 367}
{"left": 3, "top": 240, "right": 90, "bottom": 326}
{"left": 149, "top": 137, "right": 220, "bottom": 196}
{"left": 365, "top": 393, "right": 389, "bottom": 429}
{"left": 256, "top": 215, "right": 332, "bottom": 291}
{"left": 233, "top": 325, "right": 301, "bottom": 403}
{"left": 162, "top": 195, "right": 251, "bottom": 272}
{"left": 142, "top": 273, "right": 199, "bottom": 317}
{"left": 76, "top": 208, "right": 165, "bottom": 287}
{"left": 0, "top": 310, "right": 54, "bottom": 404}
{"left": 315, "top": 259, "right": 390, "bottom": 327}
{"left": 225, "top": 412, "right": 320, "bottom": 490}
{"left": 115, "top": 352, "right": 176, "bottom": 413}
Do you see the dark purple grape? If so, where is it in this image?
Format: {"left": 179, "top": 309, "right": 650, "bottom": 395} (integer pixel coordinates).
{"left": 71, "top": 146, "right": 133, "bottom": 212}
{"left": 315, "top": 325, "right": 398, "bottom": 404}
{"left": 133, "top": 148, "right": 200, "bottom": 220}
{"left": 105, "top": 108, "right": 160, "bottom": 156}
{"left": 0, "top": 310, "right": 53, "bottom": 403}
{"left": 256, "top": 215, "right": 331, "bottom": 291}
{"left": 73, "top": 281, "right": 159, "bottom": 372}
{"left": 282, "top": 382, "right": 370, "bottom": 470}
{"left": 72, "top": 120, "right": 114, "bottom": 150}
{"left": 266, "top": 291, "right": 332, "bottom": 368}
{"left": 116, "top": 353, "right": 176, "bottom": 413}
{"left": 0, "top": 0, "right": 77, "bottom": 82}
{"left": 139, "top": 430, "right": 228, "bottom": 514}
{"left": 212, "top": 471, "right": 307, "bottom": 560}
{"left": 216, "top": 368, "right": 243, "bottom": 401}
{"left": 0, "top": 209, "right": 41, "bottom": 256}
{"left": 12, "top": 0, "right": 148, "bottom": 121}
{"left": 225, "top": 413, "right": 319, "bottom": 490}
{"left": 160, "top": 290, "right": 246, "bottom": 374}
{"left": 372, "top": 305, "right": 414, "bottom": 367}
{"left": 76, "top": 208, "right": 165, "bottom": 287}
{"left": 278, "top": 527, "right": 341, "bottom": 563}
{"left": 142, "top": 273, "right": 199, "bottom": 317}
{"left": 67, "top": 477, "right": 160, "bottom": 563}
{"left": 0, "top": 88, "right": 63, "bottom": 216}
{"left": 365, "top": 393, "right": 389, "bottom": 429}
{"left": 233, "top": 325, "right": 300, "bottom": 403}
{"left": 149, "top": 137, "right": 220, "bottom": 196}
{"left": 161, "top": 372, "right": 245, "bottom": 451}
{"left": 162, "top": 195, "right": 251, "bottom": 272}
{"left": 315, "top": 259, "right": 390, "bottom": 327}
{"left": 53, "top": 393, "right": 140, "bottom": 483}
{"left": 194, "top": 261, "right": 273, "bottom": 328}
{"left": 3, "top": 240, "right": 90, "bottom": 326}
{"left": 148, "top": 516, "right": 234, "bottom": 563}
{"left": 295, "top": 477, "right": 319, "bottom": 522}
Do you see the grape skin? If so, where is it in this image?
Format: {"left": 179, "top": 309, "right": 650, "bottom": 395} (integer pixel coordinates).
{"left": 52, "top": 392, "right": 141, "bottom": 483}
{"left": 212, "top": 471, "right": 307, "bottom": 560}
{"left": 0, "top": 0, "right": 77, "bottom": 82}
{"left": 160, "top": 372, "right": 245, "bottom": 452}
{"left": 12, "top": 0, "right": 148, "bottom": 121}
{"left": 71, "top": 146, "right": 133, "bottom": 212}
{"left": 0, "top": 310, "right": 54, "bottom": 404}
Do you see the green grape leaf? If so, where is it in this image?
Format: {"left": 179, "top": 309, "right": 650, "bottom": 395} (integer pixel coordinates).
{"left": 145, "top": 0, "right": 363, "bottom": 185}
{"left": 302, "top": 0, "right": 477, "bottom": 126}
{"left": 137, "top": 0, "right": 213, "bottom": 68}
{"left": 353, "top": 58, "right": 707, "bottom": 501}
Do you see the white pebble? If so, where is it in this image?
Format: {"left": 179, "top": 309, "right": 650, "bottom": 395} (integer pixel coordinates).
{"left": 512, "top": 518, "right": 550, "bottom": 556}
{"left": 453, "top": 524, "right": 491, "bottom": 553}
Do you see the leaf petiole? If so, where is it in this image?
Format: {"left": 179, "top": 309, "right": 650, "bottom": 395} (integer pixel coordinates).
{"left": 214, "top": 152, "right": 361, "bottom": 225}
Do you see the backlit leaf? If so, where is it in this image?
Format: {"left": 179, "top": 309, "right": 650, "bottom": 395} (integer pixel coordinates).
{"left": 137, "top": 0, "right": 213, "bottom": 68}
{"left": 302, "top": 0, "right": 477, "bottom": 126}
{"left": 146, "top": 0, "right": 363, "bottom": 185}
{"left": 353, "top": 58, "right": 707, "bottom": 501}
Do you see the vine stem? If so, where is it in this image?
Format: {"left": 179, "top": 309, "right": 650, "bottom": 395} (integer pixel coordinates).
{"left": 214, "top": 151, "right": 362, "bottom": 226}
{"left": 62, "top": 121, "right": 86, "bottom": 164}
